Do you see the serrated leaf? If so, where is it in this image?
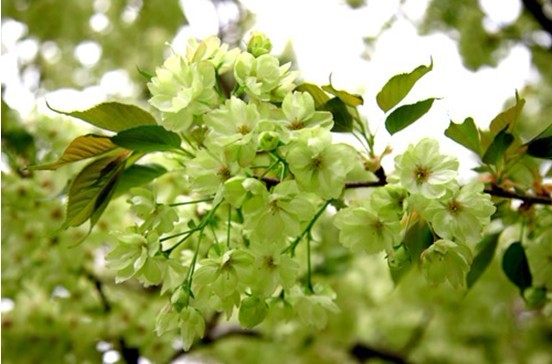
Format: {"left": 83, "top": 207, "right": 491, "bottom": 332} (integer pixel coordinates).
{"left": 466, "top": 233, "right": 499, "bottom": 289}
{"left": 295, "top": 83, "right": 330, "bottom": 108}
{"left": 489, "top": 92, "right": 525, "bottom": 136}
{"left": 502, "top": 241, "right": 532, "bottom": 291}
{"left": 444, "top": 117, "right": 482, "bottom": 156}
{"left": 376, "top": 59, "right": 433, "bottom": 112}
{"left": 113, "top": 164, "right": 168, "bottom": 198}
{"left": 385, "top": 98, "right": 435, "bottom": 135}
{"left": 64, "top": 152, "right": 128, "bottom": 228}
{"left": 525, "top": 123, "right": 552, "bottom": 159}
{"left": 111, "top": 125, "right": 181, "bottom": 152}
{"left": 322, "top": 97, "right": 354, "bottom": 132}
{"left": 482, "top": 127, "right": 514, "bottom": 165}
{"left": 321, "top": 84, "right": 363, "bottom": 106}
{"left": 47, "top": 101, "right": 157, "bottom": 132}
{"left": 31, "top": 134, "right": 119, "bottom": 170}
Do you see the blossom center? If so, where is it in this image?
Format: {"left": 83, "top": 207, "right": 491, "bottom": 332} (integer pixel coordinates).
{"left": 217, "top": 166, "right": 231, "bottom": 181}
{"left": 237, "top": 124, "right": 250, "bottom": 135}
{"left": 311, "top": 155, "right": 323, "bottom": 170}
{"left": 447, "top": 199, "right": 462, "bottom": 215}
{"left": 414, "top": 165, "right": 430, "bottom": 184}
{"left": 288, "top": 120, "right": 305, "bottom": 130}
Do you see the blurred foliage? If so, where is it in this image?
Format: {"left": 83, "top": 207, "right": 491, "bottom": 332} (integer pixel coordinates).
{"left": 2, "top": 0, "right": 186, "bottom": 91}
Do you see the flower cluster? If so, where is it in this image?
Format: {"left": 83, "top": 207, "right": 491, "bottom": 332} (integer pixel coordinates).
{"left": 334, "top": 138, "right": 496, "bottom": 288}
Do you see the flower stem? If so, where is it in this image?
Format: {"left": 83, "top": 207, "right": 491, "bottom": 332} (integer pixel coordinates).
{"left": 282, "top": 200, "right": 331, "bottom": 256}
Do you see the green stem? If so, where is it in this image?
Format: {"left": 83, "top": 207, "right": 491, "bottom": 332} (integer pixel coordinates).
{"left": 259, "top": 158, "right": 281, "bottom": 178}
{"left": 306, "top": 235, "right": 314, "bottom": 294}
{"left": 227, "top": 207, "right": 232, "bottom": 248}
{"left": 282, "top": 200, "right": 331, "bottom": 256}
{"left": 169, "top": 197, "right": 214, "bottom": 207}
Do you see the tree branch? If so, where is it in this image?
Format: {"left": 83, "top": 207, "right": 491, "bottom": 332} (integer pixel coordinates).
{"left": 485, "top": 184, "right": 551, "bottom": 205}
{"left": 350, "top": 343, "right": 409, "bottom": 364}
{"left": 522, "top": 0, "right": 552, "bottom": 39}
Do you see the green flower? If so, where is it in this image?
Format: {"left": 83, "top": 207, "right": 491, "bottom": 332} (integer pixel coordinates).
{"left": 394, "top": 138, "right": 458, "bottom": 198}
{"left": 185, "top": 35, "right": 239, "bottom": 73}
{"left": 186, "top": 148, "right": 239, "bottom": 195}
{"left": 247, "top": 31, "right": 272, "bottom": 57}
{"left": 148, "top": 56, "right": 219, "bottom": 131}
{"left": 421, "top": 239, "right": 472, "bottom": 289}
{"left": 426, "top": 182, "right": 496, "bottom": 244}
{"left": 127, "top": 188, "right": 179, "bottom": 234}
{"left": 286, "top": 128, "right": 357, "bottom": 199}
{"left": 334, "top": 205, "right": 401, "bottom": 253}
{"left": 287, "top": 284, "right": 339, "bottom": 330}
{"left": 234, "top": 53, "right": 298, "bottom": 102}
{"left": 241, "top": 241, "right": 299, "bottom": 297}
{"left": 280, "top": 91, "right": 333, "bottom": 131}
{"left": 370, "top": 185, "right": 408, "bottom": 218}
{"left": 242, "top": 181, "right": 315, "bottom": 240}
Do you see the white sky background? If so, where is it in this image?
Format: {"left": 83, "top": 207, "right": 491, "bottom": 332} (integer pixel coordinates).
{"left": 1, "top": 0, "right": 537, "bottom": 179}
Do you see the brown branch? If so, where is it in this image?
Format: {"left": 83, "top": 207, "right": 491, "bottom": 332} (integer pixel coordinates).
{"left": 485, "top": 185, "right": 551, "bottom": 205}
{"left": 350, "top": 343, "right": 409, "bottom": 364}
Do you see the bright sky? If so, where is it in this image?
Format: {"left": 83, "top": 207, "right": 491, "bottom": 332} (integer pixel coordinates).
{"left": 1, "top": 0, "right": 536, "bottom": 178}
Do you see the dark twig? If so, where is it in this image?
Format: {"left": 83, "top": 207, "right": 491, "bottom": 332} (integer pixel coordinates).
{"left": 522, "top": 0, "right": 552, "bottom": 39}
{"left": 485, "top": 184, "right": 551, "bottom": 205}
{"left": 350, "top": 343, "right": 409, "bottom": 364}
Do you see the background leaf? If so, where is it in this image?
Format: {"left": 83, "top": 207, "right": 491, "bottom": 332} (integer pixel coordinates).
{"left": 385, "top": 98, "right": 435, "bottom": 135}
{"left": 489, "top": 92, "right": 525, "bottom": 135}
{"left": 525, "top": 123, "right": 552, "bottom": 159}
{"left": 376, "top": 59, "right": 433, "bottom": 112}
{"left": 466, "top": 233, "right": 499, "bottom": 289}
{"left": 502, "top": 241, "right": 532, "bottom": 292}
{"left": 32, "top": 134, "right": 118, "bottom": 170}
{"left": 64, "top": 153, "right": 127, "bottom": 228}
{"left": 113, "top": 164, "right": 168, "bottom": 198}
{"left": 482, "top": 127, "right": 514, "bottom": 164}
{"left": 48, "top": 102, "right": 157, "bottom": 132}
{"left": 444, "top": 117, "right": 482, "bottom": 156}
{"left": 322, "top": 97, "right": 354, "bottom": 132}
{"left": 321, "top": 84, "right": 363, "bottom": 106}
{"left": 111, "top": 125, "right": 181, "bottom": 152}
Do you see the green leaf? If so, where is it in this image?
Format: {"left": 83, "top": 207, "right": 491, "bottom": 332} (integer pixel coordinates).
{"left": 321, "top": 84, "right": 363, "bottom": 106}
{"left": 385, "top": 98, "right": 435, "bottom": 135}
{"left": 64, "top": 152, "right": 128, "bottom": 228}
{"left": 322, "top": 97, "right": 354, "bottom": 132}
{"left": 482, "top": 127, "right": 514, "bottom": 165}
{"left": 444, "top": 117, "right": 482, "bottom": 156}
{"left": 295, "top": 83, "right": 330, "bottom": 108}
{"left": 502, "top": 241, "right": 532, "bottom": 292}
{"left": 137, "top": 66, "right": 154, "bottom": 81}
{"left": 31, "top": 134, "right": 119, "bottom": 170}
{"left": 111, "top": 125, "right": 181, "bottom": 152}
{"left": 525, "top": 123, "right": 552, "bottom": 160}
{"left": 489, "top": 92, "right": 525, "bottom": 136}
{"left": 376, "top": 59, "right": 433, "bottom": 112}
{"left": 466, "top": 233, "right": 499, "bottom": 289}
{"left": 47, "top": 101, "right": 157, "bottom": 132}
{"left": 113, "top": 164, "right": 168, "bottom": 198}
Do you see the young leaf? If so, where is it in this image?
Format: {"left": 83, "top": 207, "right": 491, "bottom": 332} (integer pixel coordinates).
{"left": 295, "top": 83, "right": 330, "bottom": 108}
{"left": 111, "top": 125, "right": 181, "bottom": 152}
{"left": 113, "top": 164, "right": 168, "bottom": 197}
{"left": 31, "top": 134, "right": 119, "bottom": 170}
{"left": 64, "top": 152, "right": 128, "bottom": 228}
{"left": 482, "top": 127, "right": 514, "bottom": 165}
{"left": 489, "top": 92, "right": 525, "bottom": 136}
{"left": 385, "top": 98, "right": 435, "bottom": 135}
{"left": 466, "top": 233, "right": 499, "bottom": 289}
{"left": 502, "top": 241, "right": 532, "bottom": 291}
{"left": 321, "top": 84, "right": 363, "bottom": 106}
{"left": 525, "top": 123, "right": 552, "bottom": 160}
{"left": 322, "top": 97, "right": 354, "bottom": 132}
{"left": 390, "top": 220, "right": 433, "bottom": 285}
{"left": 444, "top": 117, "right": 482, "bottom": 156}
{"left": 47, "top": 101, "right": 157, "bottom": 132}
{"left": 137, "top": 66, "right": 154, "bottom": 81}
{"left": 376, "top": 59, "right": 433, "bottom": 112}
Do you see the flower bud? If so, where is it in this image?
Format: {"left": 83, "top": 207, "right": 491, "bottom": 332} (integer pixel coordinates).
{"left": 247, "top": 32, "right": 272, "bottom": 57}
{"left": 258, "top": 131, "right": 280, "bottom": 151}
